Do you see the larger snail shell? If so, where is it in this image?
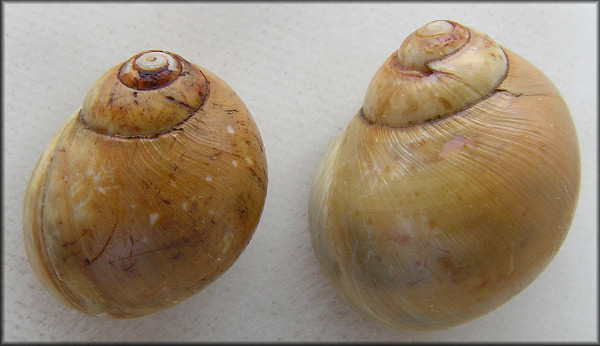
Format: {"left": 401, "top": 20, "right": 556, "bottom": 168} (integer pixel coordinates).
{"left": 23, "top": 50, "right": 268, "bottom": 318}
{"left": 308, "top": 20, "right": 580, "bottom": 331}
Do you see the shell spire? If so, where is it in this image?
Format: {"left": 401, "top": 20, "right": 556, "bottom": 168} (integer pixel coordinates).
{"left": 362, "top": 20, "right": 508, "bottom": 127}
{"left": 79, "top": 50, "right": 209, "bottom": 137}
{"left": 119, "top": 51, "right": 182, "bottom": 90}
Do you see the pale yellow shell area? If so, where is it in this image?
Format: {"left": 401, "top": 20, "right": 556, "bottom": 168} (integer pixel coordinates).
{"left": 363, "top": 22, "right": 508, "bottom": 128}
{"left": 23, "top": 63, "right": 267, "bottom": 318}
{"left": 308, "top": 30, "right": 580, "bottom": 330}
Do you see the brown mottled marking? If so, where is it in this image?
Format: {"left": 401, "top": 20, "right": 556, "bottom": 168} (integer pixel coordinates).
{"left": 247, "top": 166, "right": 266, "bottom": 190}
{"left": 474, "top": 276, "right": 490, "bottom": 290}
{"left": 62, "top": 240, "right": 78, "bottom": 248}
{"left": 397, "top": 234, "right": 411, "bottom": 244}
{"left": 81, "top": 228, "right": 93, "bottom": 238}
{"left": 437, "top": 255, "right": 458, "bottom": 275}
{"left": 85, "top": 223, "right": 117, "bottom": 266}
{"left": 439, "top": 97, "right": 452, "bottom": 110}
{"left": 165, "top": 96, "right": 194, "bottom": 111}
{"left": 437, "top": 255, "right": 470, "bottom": 283}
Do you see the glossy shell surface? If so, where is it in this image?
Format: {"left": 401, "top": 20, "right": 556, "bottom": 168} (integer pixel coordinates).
{"left": 23, "top": 51, "right": 268, "bottom": 318}
{"left": 308, "top": 21, "right": 580, "bottom": 331}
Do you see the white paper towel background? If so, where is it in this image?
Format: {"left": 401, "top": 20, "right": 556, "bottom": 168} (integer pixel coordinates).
{"left": 3, "top": 2, "right": 597, "bottom": 342}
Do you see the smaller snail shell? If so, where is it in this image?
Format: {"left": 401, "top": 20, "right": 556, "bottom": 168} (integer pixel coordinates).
{"left": 23, "top": 50, "right": 268, "bottom": 318}
{"left": 308, "top": 20, "right": 580, "bottom": 331}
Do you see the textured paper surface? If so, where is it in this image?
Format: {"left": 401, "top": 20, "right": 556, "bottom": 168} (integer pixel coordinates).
{"left": 3, "top": 3, "right": 597, "bottom": 342}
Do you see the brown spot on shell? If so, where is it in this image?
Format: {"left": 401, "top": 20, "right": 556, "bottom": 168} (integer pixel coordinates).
{"left": 396, "top": 234, "right": 411, "bottom": 244}
{"left": 437, "top": 255, "right": 455, "bottom": 274}
{"left": 62, "top": 240, "right": 78, "bottom": 248}
{"left": 439, "top": 97, "right": 452, "bottom": 110}
{"left": 437, "top": 255, "right": 469, "bottom": 283}
{"left": 474, "top": 276, "right": 490, "bottom": 290}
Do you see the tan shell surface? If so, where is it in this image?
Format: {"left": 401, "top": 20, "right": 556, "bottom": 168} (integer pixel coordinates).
{"left": 23, "top": 67, "right": 267, "bottom": 318}
{"left": 308, "top": 49, "right": 580, "bottom": 330}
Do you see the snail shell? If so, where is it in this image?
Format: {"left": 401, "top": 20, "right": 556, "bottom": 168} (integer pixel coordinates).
{"left": 308, "top": 20, "right": 580, "bottom": 331}
{"left": 23, "top": 50, "right": 268, "bottom": 318}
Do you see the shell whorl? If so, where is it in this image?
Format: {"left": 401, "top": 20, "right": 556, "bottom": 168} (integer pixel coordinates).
{"left": 79, "top": 50, "right": 209, "bottom": 137}
{"left": 362, "top": 20, "right": 508, "bottom": 127}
